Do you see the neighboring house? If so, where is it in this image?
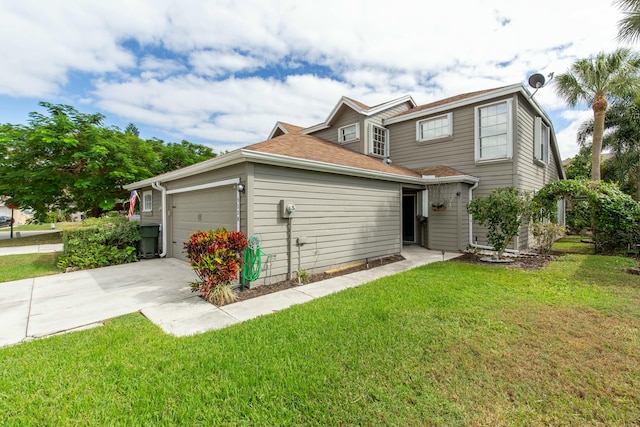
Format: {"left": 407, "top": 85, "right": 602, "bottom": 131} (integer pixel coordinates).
{"left": 0, "top": 199, "right": 32, "bottom": 226}
{"left": 125, "top": 83, "right": 565, "bottom": 286}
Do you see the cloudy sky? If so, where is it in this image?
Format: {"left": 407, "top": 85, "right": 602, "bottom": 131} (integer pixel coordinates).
{"left": 0, "top": 0, "right": 629, "bottom": 160}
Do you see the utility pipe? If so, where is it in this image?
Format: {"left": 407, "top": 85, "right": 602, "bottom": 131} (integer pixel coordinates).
{"left": 151, "top": 181, "right": 168, "bottom": 257}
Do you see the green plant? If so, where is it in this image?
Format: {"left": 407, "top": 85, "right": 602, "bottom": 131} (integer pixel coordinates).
{"left": 57, "top": 217, "right": 140, "bottom": 270}
{"left": 42, "top": 211, "right": 59, "bottom": 223}
{"left": 467, "top": 187, "right": 531, "bottom": 258}
{"left": 532, "top": 179, "right": 640, "bottom": 253}
{"left": 530, "top": 222, "right": 567, "bottom": 254}
{"left": 298, "top": 269, "right": 310, "bottom": 283}
{"left": 184, "top": 228, "right": 249, "bottom": 305}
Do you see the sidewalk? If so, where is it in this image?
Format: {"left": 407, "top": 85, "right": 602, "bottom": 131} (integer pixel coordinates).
{"left": 1, "top": 246, "right": 460, "bottom": 348}
{"left": 0, "top": 244, "right": 63, "bottom": 256}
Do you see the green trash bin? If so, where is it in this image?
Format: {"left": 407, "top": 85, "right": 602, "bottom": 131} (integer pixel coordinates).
{"left": 139, "top": 223, "right": 160, "bottom": 258}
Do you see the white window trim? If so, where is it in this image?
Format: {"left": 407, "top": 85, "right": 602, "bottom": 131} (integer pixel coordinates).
{"left": 474, "top": 99, "right": 513, "bottom": 163}
{"left": 534, "top": 117, "right": 550, "bottom": 165}
{"left": 416, "top": 112, "right": 453, "bottom": 142}
{"left": 369, "top": 124, "right": 389, "bottom": 158}
{"left": 337, "top": 123, "right": 360, "bottom": 143}
{"left": 142, "top": 190, "right": 153, "bottom": 213}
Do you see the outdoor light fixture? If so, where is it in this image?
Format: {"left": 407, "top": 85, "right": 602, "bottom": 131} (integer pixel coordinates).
{"left": 237, "top": 182, "right": 246, "bottom": 193}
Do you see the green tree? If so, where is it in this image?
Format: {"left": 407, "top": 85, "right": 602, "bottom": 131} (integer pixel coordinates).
{"left": 0, "top": 102, "right": 218, "bottom": 220}
{"left": 153, "top": 139, "right": 216, "bottom": 174}
{"left": 563, "top": 145, "right": 592, "bottom": 180}
{"left": 617, "top": 0, "right": 640, "bottom": 43}
{"left": 575, "top": 97, "right": 640, "bottom": 199}
{"left": 0, "top": 102, "right": 157, "bottom": 218}
{"left": 125, "top": 123, "right": 140, "bottom": 137}
{"left": 554, "top": 48, "right": 640, "bottom": 181}
{"left": 467, "top": 187, "right": 531, "bottom": 259}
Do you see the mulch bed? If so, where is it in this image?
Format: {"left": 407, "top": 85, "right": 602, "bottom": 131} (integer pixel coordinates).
{"left": 232, "top": 255, "right": 405, "bottom": 303}
{"left": 448, "top": 252, "right": 556, "bottom": 270}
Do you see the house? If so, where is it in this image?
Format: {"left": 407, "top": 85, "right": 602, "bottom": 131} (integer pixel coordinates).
{"left": 125, "top": 83, "right": 565, "bottom": 286}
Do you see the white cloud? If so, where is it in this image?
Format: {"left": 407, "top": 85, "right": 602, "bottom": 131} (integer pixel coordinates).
{"left": 0, "top": 0, "right": 629, "bottom": 156}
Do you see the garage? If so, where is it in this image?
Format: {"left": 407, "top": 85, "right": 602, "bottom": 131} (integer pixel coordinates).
{"left": 170, "top": 185, "right": 238, "bottom": 260}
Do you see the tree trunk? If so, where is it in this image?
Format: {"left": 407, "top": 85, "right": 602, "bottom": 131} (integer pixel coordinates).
{"left": 591, "top": 95, "right": 608, "bottom": 181}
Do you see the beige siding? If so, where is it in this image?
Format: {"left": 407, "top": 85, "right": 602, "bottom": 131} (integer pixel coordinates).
{"left": 425, "top": 182, "right": 470, "bottom": 251}
{"left": 388, "top": 93, "right": 562, "bottom": 252}
{"left": 309, "top": 102, "right": 413, "bottom": 156}
{"left": 310, "top": 106, "right": 364, "bottom": 152}
{"left": 250, "top": 163, "right": 401, "bottom": 285}
{"left": 137, "top": 187, "right": 164, "bottom": 252}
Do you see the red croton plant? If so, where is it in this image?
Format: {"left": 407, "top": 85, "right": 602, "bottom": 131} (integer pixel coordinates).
{"left": 184, "top": 228, "right": 249, "bottom": 305}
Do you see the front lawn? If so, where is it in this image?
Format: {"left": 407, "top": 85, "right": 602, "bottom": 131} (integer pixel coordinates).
{"left": 0, "top": 253, "right": 61, "bottom": 282}
{"left": 1, "top": 253, "right": 639, "bottom": 426}
{"left": 0, "top": 231, "right": 62, "bottom": 248}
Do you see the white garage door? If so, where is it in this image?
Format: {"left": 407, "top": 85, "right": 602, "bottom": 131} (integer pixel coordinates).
{"left": 171, "top": 186, "right": 237, "bottom": 260}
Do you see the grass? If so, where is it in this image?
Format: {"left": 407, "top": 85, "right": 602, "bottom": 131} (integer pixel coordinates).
{"left": 0, "top": 253, "right": 61, "bottom": 282}
{"left": 1, "top": 250, "right": 639, "bottom": 426}
{"left": 0, "top": 231, "right": 63, "bottom": 248}
{"left": 552, "top": 234, "right": 595, "bottom": 254}
{"left": 0, "top": 221, "right": 79, "bottom": 232}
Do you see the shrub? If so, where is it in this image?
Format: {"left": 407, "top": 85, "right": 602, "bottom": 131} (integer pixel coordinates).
{"left": 184, "top": 228, "right": 249, "bottom": 306}
{"left": 57, "top": 217, "right": 140, "bottom": 270}
{"left": 467, "top": 187, "right": 531, "bottom": 258}
{"left": 532, "top": 180, "right": 640, "bottom": 253}
{"left": 530, "top": 222, "right": 567, "bottom": 254}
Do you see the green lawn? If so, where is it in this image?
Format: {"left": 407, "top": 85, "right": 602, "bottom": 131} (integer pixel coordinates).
{"left": 0, "top": 221, "right": 78, "bottom": 232}
{"left": 552, "top": 234, "right": 595, "bottom": 255}
{"left": 0, "top": 253, "right": 61, "bottom": 282}
{"left": 1, "top": 252, "right": 639, "bottom": 426}
{"left": 0, "top": 231, "right": 63, "bottom": 248}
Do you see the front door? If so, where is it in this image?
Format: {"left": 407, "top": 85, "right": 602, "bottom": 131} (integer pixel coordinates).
{"left": 402, "top": 194, "right": 416, "bottom": 243}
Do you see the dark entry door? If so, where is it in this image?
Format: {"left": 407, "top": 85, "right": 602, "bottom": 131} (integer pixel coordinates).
{"left": 402, "top": 194, "right": 416, "bottom": 243}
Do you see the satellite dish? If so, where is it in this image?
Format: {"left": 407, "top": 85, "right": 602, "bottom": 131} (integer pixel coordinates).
{"left": 528, "top": 73, "right": 546, "bottom": 89}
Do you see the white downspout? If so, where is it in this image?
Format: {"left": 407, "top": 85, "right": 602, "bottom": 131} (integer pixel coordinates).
{"left": 151, "top": 181, "right": 167, "bottom": 258}
{"left": 468, "top": 181, "right": 480, "bottom": 249}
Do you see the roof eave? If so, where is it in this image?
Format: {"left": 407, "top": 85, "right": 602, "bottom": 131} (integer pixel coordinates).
{"left": 422, "top": 175, "right": 480, "bottom": 185}
{"left": 384, "top": 83, "right": 526, "bottom": 125}
{"left": 124, "top": 150, "right": 246, "bottom": 189}
{"left": 241, "top": 150, "right": 425, "bottom": 184}
{"left": 301, "top": 94, "right": 416, "bottom": 135}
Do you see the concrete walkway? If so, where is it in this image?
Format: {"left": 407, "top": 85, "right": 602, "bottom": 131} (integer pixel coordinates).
{"left": 0, "top": 243, "right": 63, "bottom": 256}
{"left": 0, "top": 246, "right": 460, "bottom": 348}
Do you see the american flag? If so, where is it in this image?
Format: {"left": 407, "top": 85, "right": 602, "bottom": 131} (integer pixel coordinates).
{"left": 128, "top": 190, "right": 139, "bottom": 217}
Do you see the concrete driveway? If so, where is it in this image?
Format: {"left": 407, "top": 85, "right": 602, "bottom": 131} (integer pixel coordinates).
{"left": 1, "top": 258, "right": 199, "bottom": 347}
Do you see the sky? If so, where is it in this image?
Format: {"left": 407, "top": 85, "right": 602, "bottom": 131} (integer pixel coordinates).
{"left": 0, "top": 0, "right": 630, "bottom": 160}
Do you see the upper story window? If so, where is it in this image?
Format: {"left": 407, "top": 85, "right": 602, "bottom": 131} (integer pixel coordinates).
{"left": 474, "top": 99, "right": 513, "bottom": 162}
{"left": 370, "top": 124, "right": 389, "bottom": 157}
{"left": 534, "top": 117, "right": 550, "bottom": 165}
{"left": 416, "top": 113, "right": 453, "bottom": 141}
{"left": 142, "top": 190, "right": 153, "bottom": 212}
{"left": 338, "top": 123, "right": 360, "bottom": 143}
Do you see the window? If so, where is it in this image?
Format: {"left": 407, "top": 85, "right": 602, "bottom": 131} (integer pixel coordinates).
{"left": 370, "top": 124, "right": 388, "bottom": 157}
{"left": 142, "top": 190, "right": 152, "bottom": 212}
{"left": 475, "top": 99, "right": 513, "bottom": 162}
{"left": 338, "top": 123, "right": 360, "bottom": 143}
{"left": 417, "top": 113, "right": 453, "bottom": 141}
{"left": 534, "top": 117, "right": 550, "bottom": 164}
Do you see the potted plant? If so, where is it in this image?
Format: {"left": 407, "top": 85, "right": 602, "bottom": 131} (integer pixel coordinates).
{"left": 431, "top": 201, "right": 447, "bottom": 211}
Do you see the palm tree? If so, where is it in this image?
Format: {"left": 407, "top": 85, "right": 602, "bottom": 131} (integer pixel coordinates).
{"left": 616, "top": 0, "right": 640, "bottom": 43}
{"left": 554, "top": 48, "right": 640, "bottom": 180}
{"left": 575, "top": 97, "right": 640, "bottom": 199}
